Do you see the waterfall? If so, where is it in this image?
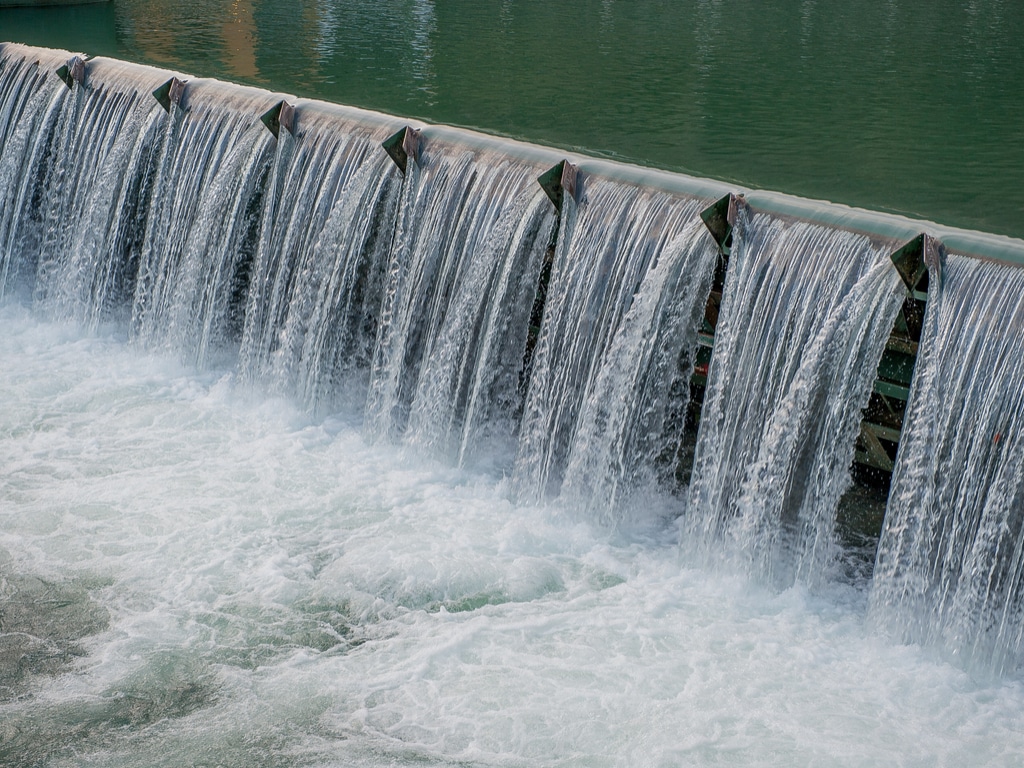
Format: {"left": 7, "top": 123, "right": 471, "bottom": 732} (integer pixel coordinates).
{"left": 682, "top": 209, "right": 906, "bottom": 585}
{"left": 248, "top": 148, "right": 402, "bottom": 414}
{"left": 0, "top": 46, "right": 408, "bottom": 400}
{"left": 512, "top": 181, "right": 716, "bottom": 508}
{"left": 555, "top": 213, "right": 718, "bottom": 523}
{"left": 129, "top": 83, "right": 276, "bottom": 365}
{"left": 0, "top": 45, "right": 563, "bottom": 469}
{"left": 0, "top": 50, "right": 69, "bottom": 300}
{"left": 0, "top": 55, "right": 164, "bottom": 325}
{"left": 8, "top": 43, "right": 1024, "bottom": 678}
{"left": 363, "top": 145, "right": 555, "bottom": 468}
{"left": 0, "top": 43, "right": 726, "bottom": 509}
{"left": 871, "top": 254, "right": 1024, "bottom": 676}
{"left": 236, "top": 112, "right": 400, "bottom": 395}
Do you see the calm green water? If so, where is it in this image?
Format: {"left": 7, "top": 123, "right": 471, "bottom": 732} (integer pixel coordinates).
{"left": 3, "top": 0, "right": 1023, "bottom": 238}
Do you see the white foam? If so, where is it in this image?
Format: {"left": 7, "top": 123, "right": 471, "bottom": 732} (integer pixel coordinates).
{"left": 3, "top": 305, "right": 1024, "bottom": 767}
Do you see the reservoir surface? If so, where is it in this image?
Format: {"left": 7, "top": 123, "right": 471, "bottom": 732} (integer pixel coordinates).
{"left": 3, "top": 0, "right": 1023, "bottom": 238}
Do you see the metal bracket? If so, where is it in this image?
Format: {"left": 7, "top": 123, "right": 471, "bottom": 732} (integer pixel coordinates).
{"left": 55, "top": 56, "right": 86, "bottom": 90}
{"left": 537, "top": 160, "right": 579, "bottom": 213}
{"left": 700, "top": 194, "right": 743, "bottom": 257}
{"left": 890, "top": 233, "right": 944, "bottom": 294}
{"left": 382, "top": 126, "right": 421, "bottom": 174}
{"left": 152, "top": 77, "right": 187, "bottom": 114}
{"left": 856, "top": 422, "right": 896, "bottom": 473}
{"left": 260, "top": 100, "right": 296, "bottom": 139}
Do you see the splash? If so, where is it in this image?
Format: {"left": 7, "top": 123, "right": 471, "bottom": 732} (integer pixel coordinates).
{"left": 871, "top": 253, "right": 1024, "bottom": 676}
{"left": 683, "top": 209, "right": 905, "bottom": 585}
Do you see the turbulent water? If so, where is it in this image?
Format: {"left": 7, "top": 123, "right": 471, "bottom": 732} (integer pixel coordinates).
{"left": 683, "top": 210, "right": 906, "bottom": 587}
{"left": 4, "top": 41, "right": 1024, "bottom": 767}
{"left": 363, "top": 146, "right": 554, "bottom": 464}
{"left": 871, "top": 254, "right": 1024, "bottom": 677}
{"left": 5, "top": 307, "right": 1024, "bottom": 767}
{"left": 514, "top": 183, "right": 717, "bottom": 512}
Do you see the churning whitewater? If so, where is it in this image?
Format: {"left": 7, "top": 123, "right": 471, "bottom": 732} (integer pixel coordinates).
{"left": 3, "top": 41, "right": 1024, "bottom": 767}
{"left": 5, "top": 307, "right": 1024, "bottom": 768}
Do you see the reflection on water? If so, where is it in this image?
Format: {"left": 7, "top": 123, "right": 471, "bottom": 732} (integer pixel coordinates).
{"left": 0, "top": 1, "right": 119, "bottom": 53}
{"left": 408, "top": 0, "right": 436, "bottom": 105}
{"left": 307, "top": 0, "right": 338, "bottom": 65}
{"left": 1, "top": 0, "right": 1023, "bottom": 237}
{"left": 121, "top": 0, "right": 176, "bottom": 66}
{"left": 222, "top": 0, "right": 258, "bottom": 80}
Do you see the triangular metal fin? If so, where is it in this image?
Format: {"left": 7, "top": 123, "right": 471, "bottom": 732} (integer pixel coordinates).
{"left": 700, "top": 193, "right": 742, "bottom": 256}
{"left": 538, "top": 160, "right": 580, "bottom": 213}
{"left": 55, "top": 56, "right": 85, "bottom": 90}
{"left": 891, "top": 233, "right": 944, "bottom": 293}
{"left": 152, "top": 77, "right": 187, "bottom": 113}
{"left": 382, "top": 126, "right": 421, "bottom": 174}
{"left": 278, "top": 101, "right": 295, "bottom": 136}
{"left": 260, "top": 100, "right": 296, "bottom": 139}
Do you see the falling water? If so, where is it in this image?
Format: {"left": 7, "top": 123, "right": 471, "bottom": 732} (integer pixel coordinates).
{"left": 555, "top": 217, "right": 718, "bottom": 521}
{"left": 513, "top": 181, "right": 717, "bottom": 509}
{"left": 683, "top": 209, "right": 906, "bottom": 585}
{"left": 8, "top": 40, "right": 1024, "bottom": 767}
{"left": 0, "top": 54, "right": 164, "bottom": 325}
{"left": 363, "top": 145, "right": 555, "bottom": 468}
{"left": 129, "top": 81, "right": 276, "bottom": 365}
{"left": 0, "top": 46, "right": 416, "bottom": 406}
{"left": 0, "top": 51, "right": 63, "bottom": 298}
{"left": 0, "top": 45, "right": 728, "bottom": 511}
{"left": 236, "top": 111, "right": 402, "bottom": 396}
{"left": 248, "top": 146, "right": 402, "bottom": 413}
{"left": 871, "top": 253, "right": 1024, "bottom": 676}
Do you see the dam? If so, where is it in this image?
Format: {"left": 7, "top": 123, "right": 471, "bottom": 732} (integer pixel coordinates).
{"left": 2, "top": 23, "right": 1024, "bottom": 768}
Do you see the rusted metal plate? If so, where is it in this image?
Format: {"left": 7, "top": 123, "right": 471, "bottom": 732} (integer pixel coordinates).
{"left": 55, "top": 56, "right": 86, "bottom": 90}
{"left": 537, "top": 159, "right": 579, "bottom": 213}
{"left": 152, "top": 77, "right": 187, "bottom": 113}
{"left": 260, "top": 100, "right": 297, "bottom": 139}
{"left": 382, "top": 126, "right": 421, "bottom": 174}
